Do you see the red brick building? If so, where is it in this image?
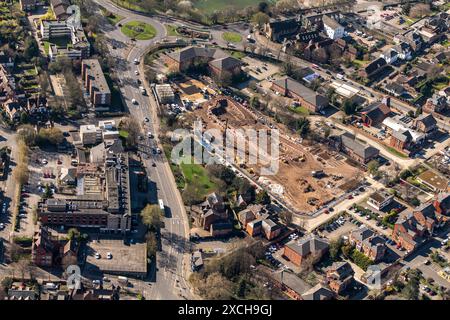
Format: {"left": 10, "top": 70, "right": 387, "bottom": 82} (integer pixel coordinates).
{"left": 392, "top": 193, "right": 449, "bottom": 251}
{"left": 32, "top": 226, "right": 78, "bottom": 267}
{"left": 165, "top": 46, "right": 242, "bottom": 80}
{"left": 271, "top": 77, "right": 328, "bottom": 113}
{"left": 326, "top": 261, "right": 354, "bottom": 294}
{"left": 283, "top": 235, "right": 329, "bottom": 267}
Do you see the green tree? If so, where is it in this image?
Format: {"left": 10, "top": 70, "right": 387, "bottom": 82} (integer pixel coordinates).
{"left": 17, "top": 125, "right": 37, "bottom": 146}
{"left": 252, "top": 12, "right": 270, "bottom": 27}
{"left": 258, "top": 1, "right": 269, "bottom": 13}
{"left": 236, "top": 277, "right": 247, "bottom": 298}
{"left": 23, "top": 37, "right": 39, "bottom": 61}
{"left": 329, "top": 237, "right": 343, "bottom": 261}
{"left": 367, "top": 160, "right": 380, "bottom": 176}
{"left": 298, "top": 118, "right": 310, "bottom": 138}
{"left": 67, "top": 228, "right": 81, "bottom": 240}
{"left": 140, "top": 204, "right": 164, "bottom": 231}
{"left": 279, "top": 210, "right": 293, "bottom": 225}
{"left": 342, "top": 99, "right": 357, "bottom": 115}
{"left": 255, "top": 190, "right": 270, "bottom": 205}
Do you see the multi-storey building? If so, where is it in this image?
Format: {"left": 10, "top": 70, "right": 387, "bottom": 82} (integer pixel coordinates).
{"left": 81, "top": 59, "right": 111, "bottom": 110}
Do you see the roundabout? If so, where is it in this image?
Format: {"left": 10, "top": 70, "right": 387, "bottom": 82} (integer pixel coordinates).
{"left": 120, "top": 20, "right": 157, "bottom": 40}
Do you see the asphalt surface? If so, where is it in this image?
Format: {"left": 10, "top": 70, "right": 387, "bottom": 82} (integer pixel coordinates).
{"left": 94, "top": 0, "right": 193, "bottom": 299}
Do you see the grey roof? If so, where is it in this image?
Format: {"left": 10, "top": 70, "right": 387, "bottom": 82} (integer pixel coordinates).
{"left": 382, "top": 48, "right": 398, "bottom": 59}
{"left": 272, "top": 271, "right": 311, "bottom": 295}
{"left": 361, "top": 101, "right": 391, "bottom": 122}
{"left": 385, "top": 83, "right": 405, "bottom": 95}
{"left": 268, "top": 18, "right": 299, "bottom": 33}
{"left": 82, "top": 59, "right": 110, "bottom": 94}
{"left": 286, "top": 235, "right": 329, "bottom": 256}
{"left": 168, "top": 46, "right": 226, "bottom": 63}
{"left": 415, "top": 114, "right": 437, "bottom": 129}
{"left": 328, "top": 261, "right": 354, "bottom": 279}
{"left": 323, "top": 15, "right": 342, "bottom": 30}
{"left": 301, "top": 284, "right": 335, "bottom": 300}
{"left": 208, "top": 56, "right": 242, "bottom": 71}
{"left": 340, "top": 132, "right": 379, "bottom": 160}
{"left": 351, "top": 225, "right": 374, "bottom": 242}
{"left": 273, "top": 77, "right": 328, "bottom": 107}
{"left": 363, "top": 235, "right": 386, "bottom": 252}
{"left": 364, "top": 58, "right": 387, "bottom": 75}
{"left": 392, "top": 129, "right": 412, "bottom": 142}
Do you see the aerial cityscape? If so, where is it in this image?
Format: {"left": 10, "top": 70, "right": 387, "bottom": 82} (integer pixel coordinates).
{"left": 0, "top": 0, "right": 449, "bottom": 303}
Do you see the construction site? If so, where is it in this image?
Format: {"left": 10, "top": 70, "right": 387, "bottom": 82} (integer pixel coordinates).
{"left": 193, "top": 96, "right": 362, "bottom": 214}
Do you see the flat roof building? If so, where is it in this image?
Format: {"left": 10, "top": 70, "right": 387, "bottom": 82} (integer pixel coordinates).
{"left": 81, "top": 59, "right": 111, "bottom": 110}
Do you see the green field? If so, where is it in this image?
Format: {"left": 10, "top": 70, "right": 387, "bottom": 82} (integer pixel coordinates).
{"left": 194, "top": 0, "right": 263, "bottom": 14}
{"left": 222, "top": 32, "right": 242, "bottom": 43}
{"left": 179, "top": 157, "right": 217, "bottom": 197}
{"left": 121, "top": 21, "right": 156, "bottom": 40}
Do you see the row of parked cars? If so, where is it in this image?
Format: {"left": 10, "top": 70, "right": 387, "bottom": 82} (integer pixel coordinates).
{"left": 325, "top": 216, "right": 347, "bottom": 232}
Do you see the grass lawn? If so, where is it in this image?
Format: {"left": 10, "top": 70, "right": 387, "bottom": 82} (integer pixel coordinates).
{"left": 352, "top": 59, "right": 369, "bottom": 68}
{"left": 222, "top": 32, "right": 242, "bottom": 43}
{"left": 121, "top": 21, "right": 156, "bottom": 40}
{"left": 230, "top": 50, "right": 246, "bottom": 59}
{"left": 179, "top": 156, "right": 217, "bottom": 197}
{"left": 384, "top": 146, "right": 408, "bottom": 159}
{"left": 289, "top": 105, "right": 310, "bottom": 115}
{"left": 166, "top": 24, "right": 179, "bottom": 37}
{"left": 403, "top": 16, "right": 419, "bottom": 26}
{"left": 194, "top": 0, "right": 261, "bottom": 14}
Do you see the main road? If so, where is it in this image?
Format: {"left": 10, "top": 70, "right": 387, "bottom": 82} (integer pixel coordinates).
{"left": 93, "top": 0, "right": 193, "bottom": 299}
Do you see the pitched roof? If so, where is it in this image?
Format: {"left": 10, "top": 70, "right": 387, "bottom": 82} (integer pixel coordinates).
{"left": 208, "top": 56, "right": 242, "bottom": 71}
{"left": 267, "top": 18, "right": 299, "bottom": 33}
{"left": 364, "top": 58, "right": 387, "bottom": 75}
{"left": 351, "top": 225, "right": 374, "bottom": 242}
{"left": 301, "top": 284, "right": 335, "bottom": 300}
{"left": 361, "top": 101, "right": 391, "bottom": 123}
{"left": 286, "top": 235, "right": 329, "bottom": 256}
{"left": 415, "top": 114, "right": 437, "bottom": 129}
{"left": 328, "top": 261, "right": 354, "bottom": 279}
{"left": 340, "top": 132, "right": 379, "bottom": 160}
{"left": 168, "top": 46, "right": 226, "bottom": 63}
{"left": 323, "top": 15, "right": 343, "bottom": 30}
{"left": 273, "top": 77, "right": 328, "bottom": 107}
{"left": 392, "top": 129, "right": 412, "bottom": 142}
